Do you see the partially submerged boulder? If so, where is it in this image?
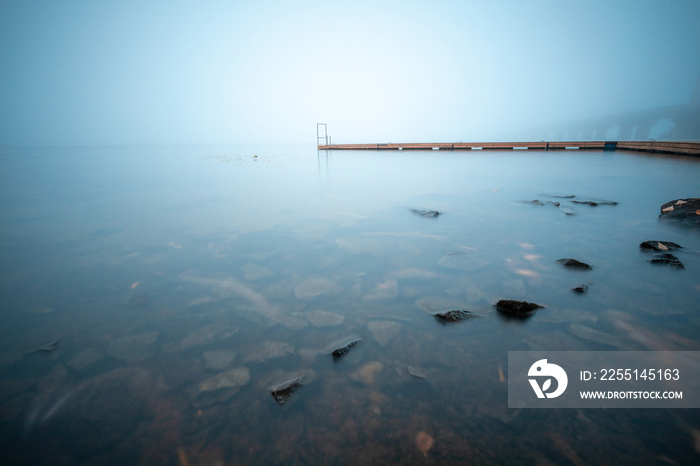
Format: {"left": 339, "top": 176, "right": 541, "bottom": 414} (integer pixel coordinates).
{"left": 556, "top": 258, "right": 592, "bottom": 270}
{"left": 270, "top": 376, "right": 305, "bottom": 405}
{"left": 433, "top": 309, "right": 478, "bottom": 324}
{"left": 639, "top": 240, "right": 682, "bottom": 252}
{"left": 571, "top": 200, "right": 618, "bottom": 206}
{"left": 495, "top": 300, "right": 544, "bottom": 318}
{"left": 649, "top": 253, "right": 685, "bottom": 269}
{"left": 659, "top": 198, "right": 700, "bottom": 225}
{"left": 571, "top": 284, "right": 590, "bottom": 294}
{"left": 330, "top": 336, "right": 363, "bottom": 360}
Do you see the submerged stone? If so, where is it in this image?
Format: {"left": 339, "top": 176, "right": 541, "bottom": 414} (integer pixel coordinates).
{"left": 659, "top": 198, "right": 700, "bottom": 225}
{"left": 649, "top": 253, "right": 685, "bottom": 269}
{"left": 639, "top": 240, "right": 683, "bottom": 252}
{"left": 305, "top": 310, "right": 344, "bottom": 327}
{"left": 202, "top": 349, "right": 236, "bottom": 370}
{"left": 106, "top": 331, "right": 159, "bottom": 362}
{"left": 68, "top": 348, "right": 105, "bottom": 370}
{"left": 350, "top": 361, "right": 383, "bottom": 385}
{"left": 25, "top": 340, "right": 60, "bottom": 354}
{"left": 181, "top": 324, "right": 238, "bottom": 350}
{"left": 367, "top": 320, "right": 402, "bottom": 346}
{"left": 294, "top": 277, "right": 342, "bottom": 298}
{"left": 243, "top": 341, "right": 294, "bottom": 363}
{"left": 495, "top": 300, "right": 544, "bottom": 317}
{"left": 199, "top": 366, "right": 250, "bottom": 392}
{"left": 557, "top": 258, "right": 592, "bottom": 270}
{"left": 411, "top": 209, "right": 440, "bottom": 218}
{"left": 433, "top": 309, "right": 479, "bottom": 323}
{"left": 437, "top": 250, "right": 490, "bottom": 272}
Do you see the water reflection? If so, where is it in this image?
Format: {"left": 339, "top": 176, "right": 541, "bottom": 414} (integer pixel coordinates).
{"left": 1, "top": 145, "right": 699, "bottom": 464}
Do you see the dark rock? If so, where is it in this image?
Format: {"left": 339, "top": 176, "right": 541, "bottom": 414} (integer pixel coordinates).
{"left": 557, "top": 258, "right": 593, "bottom": 270}
{"left": 433, "top": 309, "right": 478, "bottom": 323}
{"left": 526, "top": 200, "right": 559, "bottom": 207}
{"left": 571, "top": 200, "right": 618, "bottom": 206}
{"left": 331, "top": 337, "right": 363, "bottom": 360}
{"left": 649, "top": 253, "right": 685, "bottom": 269}
{"left": 571, "top": 284, "right": 590, "bottom": 294}
{"left": 411, "top": 209, "right": 440, "bottom": 218}
{"left": 549, "top": 194, "right": 576, "bottom": 199}
{"left": 271, "top": 376, "right": 304, "bottom": 405}
{"left": 659, "top": 198, "right": 700, "bottom": 225}
{"left": 495, "top": 300, "right": 544, "bottom": 317}
{"left": 639, "top": 240, "right": 683, "bottom": 252}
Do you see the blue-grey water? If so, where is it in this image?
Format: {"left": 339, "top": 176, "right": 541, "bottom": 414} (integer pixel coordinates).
{"left": 1, "top": 144, "right": 699, "bottom": 464}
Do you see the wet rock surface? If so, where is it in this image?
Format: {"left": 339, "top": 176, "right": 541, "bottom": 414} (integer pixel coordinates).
{"left": 640, "top": 240, "right": 683, "bottom": 252}
{"left": 649, "top": 253, "right": 685, "bottom": 269}
{"left": 571, "top": 284, "right": 590, "bottom": 294}
{"left": 433, "top": 309, "right": 479, "bottom": 323}
{"left": 330, "top": 337, "right": 363, "bottom": 360}
{"left": 495, "top": 300, "right": 544, "bottom": 317}
{"left": 571, "top": 199, "right": 618, "bottom": 206}
{"left": 410, "top": 209, "right": 440, "bottom": 218}
{"left": 271, "top": 376, "right": 305, "bottom": 405}
{"left": 557, "top": 258, "right": 592, "bottom": 270}
{"left": 659, "top": 198, "right": 700, "bottom": 225}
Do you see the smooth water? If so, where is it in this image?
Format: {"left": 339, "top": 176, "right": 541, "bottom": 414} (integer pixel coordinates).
{"left": 1, "top": 145, "right": 699, "bottom": 464}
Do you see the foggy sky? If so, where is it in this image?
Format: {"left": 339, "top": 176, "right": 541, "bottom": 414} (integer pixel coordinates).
{"left": 1, "top": 0, "right": 699, "bottom": 146}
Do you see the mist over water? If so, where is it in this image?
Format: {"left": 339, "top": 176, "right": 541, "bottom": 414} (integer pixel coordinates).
{"left": 1, "top": 0, "right": 699, "bottom": 146}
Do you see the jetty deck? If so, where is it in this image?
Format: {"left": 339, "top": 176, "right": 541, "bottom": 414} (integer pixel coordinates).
{"left": 317, "top": 140, "right": 700, "bottom": 156}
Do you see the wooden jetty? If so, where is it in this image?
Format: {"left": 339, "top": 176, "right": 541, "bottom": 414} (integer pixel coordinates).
{"left": 317, "top": 140, "right": 700, "bottom": 156}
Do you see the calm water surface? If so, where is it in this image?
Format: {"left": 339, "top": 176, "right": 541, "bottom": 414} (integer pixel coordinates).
{"left": 1, "top": 144, "right": 699, "bottom": 464}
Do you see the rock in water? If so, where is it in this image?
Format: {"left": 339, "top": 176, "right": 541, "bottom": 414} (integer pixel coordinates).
{"left": 649, "top": 253, "right": 685, "bottom": 269}
{"left": 330, "top": 337, "right": 363, "bottom": 360}
{"left": 639, "top": 240, "right": 682, "bottom": 252}
{"left": 556, "top": 258, "right": 592, "bottom": 270}
{"left": 659, "top": 198, "right": 700, "bottom": 225}
{"left": 411, "top": 209, "right": 440, "bottom": 218}
{"left": 571, "top": 199, "right": 618, "bottom": 206}
{"left": 571, "top": 284, "right": 590, "bottom": 294}
{"left": 270, "top": 376, "right": 305, "bottom": 405}
{"left": 433, "top": 309, "right": 478, "bottom": 323}
{"left": 495, "top": 300, "right": 544, "bottom": 317}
